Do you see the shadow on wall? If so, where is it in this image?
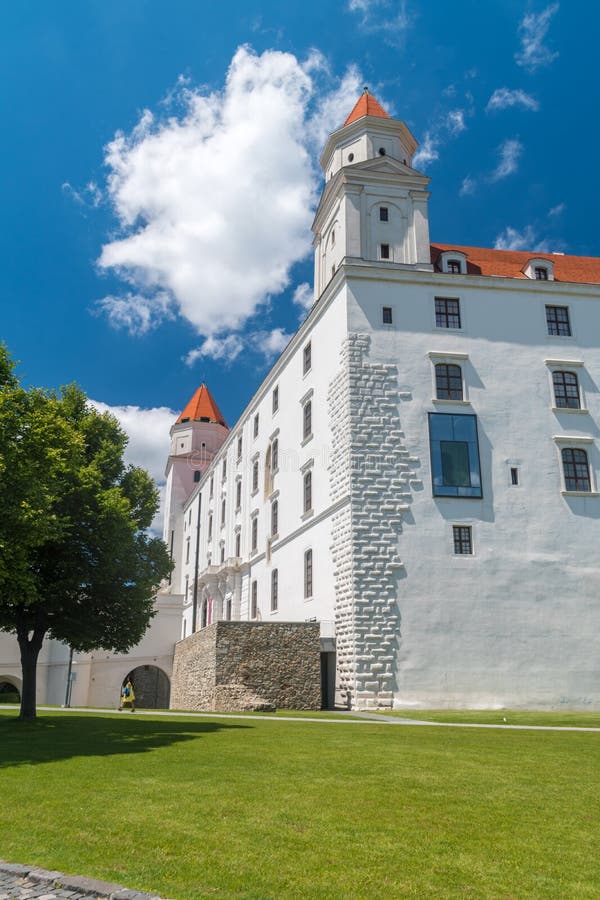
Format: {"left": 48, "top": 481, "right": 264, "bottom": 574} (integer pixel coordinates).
{"left": 0, "top": 714, "right": 248, "bottom": 769}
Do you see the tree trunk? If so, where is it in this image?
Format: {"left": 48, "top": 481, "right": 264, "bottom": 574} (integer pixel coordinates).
{"left": 16, "top": 626, "right": 46, "bottom": 721}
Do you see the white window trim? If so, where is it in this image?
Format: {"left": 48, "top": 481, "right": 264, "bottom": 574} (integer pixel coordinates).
{"left": 543, "top": 303, "right": 576, "bottom": 341}
{"left": 429, "top": 353, "right": 470, "bottom": 404}
{"left": 451, "top": 522, "right": 475, "bottom": 557}
{"left": 553, "top": 435, "right": 599, "bottom": 496}
{"left": 546, "top": 364, "right": 588, "bottom": 414}
{"left": 431, "top": 293, "right": 465, "bottom": 334}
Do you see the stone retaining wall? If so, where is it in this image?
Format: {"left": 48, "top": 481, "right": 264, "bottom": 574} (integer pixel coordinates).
{"left": 170, "top": 621, "right": 321, "bottom": 711}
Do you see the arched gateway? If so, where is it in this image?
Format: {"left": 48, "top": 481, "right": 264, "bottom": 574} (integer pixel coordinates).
{"left": 122, "top": 666, "right": 170, "bottom": 709}
{"left": 0, "top": 679, "right": 21, "bottom": 704}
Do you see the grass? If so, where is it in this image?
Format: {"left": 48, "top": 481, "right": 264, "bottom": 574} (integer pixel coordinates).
{"left": 386, "top": 709, "right": 600, "bottom": 728}
{"left": 1, "top": 709, "right": 599, "bottom": 898}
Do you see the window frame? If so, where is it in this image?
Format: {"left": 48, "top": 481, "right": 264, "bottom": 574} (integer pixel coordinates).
{"left": 561, "top": 447, "right": 591, "bottom": 493}
{"left": 304, "top": 548, "right": 313, "bottom": 600}
{"left": 271, "top": 569, "right": 278, "bottom": 612}
{"left": 272, "top": 385, "right": 279, "bottom": 414}
{"left": 552, "top": 370, "right": 581, "bottom": 410}
{"left": 251, "top": 515, "right": 258, "bottom": 553}
{"left": 252, "top": 459, "right": 259, "bottom": 494}
{"left": 428, "top": 412, "right": 483, "bottom": 498}
{"left": 435, "top": 362, "right": 464, "bottom": 401}
{"left": 303, "top": 341, "right": 312, "bottom": 375}
{"left": 382, "top": 306, "right": 393, "bottom": 325}
{"left": 434, "top": 296, "right": 462, "bottom": 331}
{"left": 379, "top": 206, "right": 389, "bottom": 222}
{"left": 452, "top": 525, "right": 473, "bottom": 555}
{"left": 380, "top": 242, "right": 390, "bottom": 260}
{"left": 253, "top": 413, "right": 259, "bottom": 438}
{"left": 303, "top": 469, "right": 313, "bottom": 515}
{"left": 251, "top": 580, "right": 258, "bottom": 619}
{"left": 271, "top": 499, "right": 279, "bottom": 537}
{"left": 545, "top": 304, "right": 572, "bottom": 338}
{"left": 302, "top": 399, "right": 313, "bottom": 443}
{"left": 553, "top": 435, "right": 597, "bottom": 496}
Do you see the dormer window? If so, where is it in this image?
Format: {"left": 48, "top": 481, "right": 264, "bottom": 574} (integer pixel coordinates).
{"left": 439, "top": 251, "right": 467, "bottom": 275}
{"left": 379, "top": 207, "right": 389, "bottom": 222}
{"left": 448, "top": 260, "right": 461, "bottom": 274}
{"left": 524, "top": 258, "right": 554, "bottom": 281}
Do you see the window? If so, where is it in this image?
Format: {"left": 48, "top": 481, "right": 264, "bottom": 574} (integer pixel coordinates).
{"left": 251, "top": 516, "right": 258, "bottom": 552}
{"left": 552, "top": 371, "right": 580, "bottom": 409}
{"left": 222, "top": 458, "right": 227, "bottom": 480}
{"left": 251, "top": 580, "right": 258, "bottom": 619}
{"left": 253, "top": 413, "right": 259, "bottom": 438}
{"left": 331, "top": 229, "right": 335, "bottom": 246}
{"left": 435, "top": 363, "right": 463, "bottom": 401}
{"left": 185, "top": 538, "right": 190, "bottom": 564}
{"left": 237, "top": 435, "right": 243, "bottom": 458}
{"left": 236, "top": 479, "right": 242, "bottom": 509}
{"left": 428, "top": 413, "right": 482, "bottom": 498}
{"left": 447, "top": 260, "right": 462, "bottom": 274}
{"left": 272, "top": 386, "right": 279, "bottom": 413}
{"left": 235, "top": 531, "right": 241, "bottom": 557}
{"left": 382, "top": 306, "right": 393, "bottom": 325}
{"left": 304, "top": 549, "right": 313, "bottom": 599}
{"left": 185, "top": 575, "right": 189, "bottom": 601}
{"left": 271, "top": 500, "right": 278, "bottom": 536}
{"left": 271, "top": 569, "right": 278, "bottom": 612}
{"left": 510, "top": 467, "right": 519, "bottom": 485}
{"left": 220, "top": 545, "right": 225, "bottom": 564}
{"left": 435, "top": 297, "right": 461, "bottom": 329}
{"left": 535, "top": 266, "right": 549, "bottom": 280}
{"left": 226, "top": 599, "right": 232, "bottom": 620}
{"left": 210, "top": 476, "right": 214, "bottom": 498}
{"left": 546, "top": 305, "right": 571, "bottom": 337}
{"left": 303, "top": 400, "right": 312, "bottom": 441}
{"left": 380, "top": 243, "right": 390, "bottom": 260}
{"left": 221, "top": 498, "right": 226, "bottom": 527}
{"left": 453, "top": 525, "right": 473, "bottom": 555}
{"left": 193, "top": 470, "right": 201, "bottom": 483}
{"left": 379, "top": 206, "right": 389, "bottom": 222}
{"left": 303, "top": 470, "right": 312, "bottom": 514}
{"left": 252, "top": 460, "right": 259, "bottom": 493}
{"left": 561, "top": 448, "right": 591, "bottom": 492}
{"left": 208, "top": 514, "right": 213, "bottom": 539}
{"left": 303, "top": 342, "right": 312, "bottom": 375}
{"left": 272, "top": 437, "right": 279, "bottom": 471}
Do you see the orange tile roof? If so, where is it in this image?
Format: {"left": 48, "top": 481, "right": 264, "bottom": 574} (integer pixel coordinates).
{"left": 176, "top": 384, "right": 228, "bottom": 427}
{"left": 344, "top": 90, "right": 391, "bottom": 126}
{"left": 431, "top": 244, "right": 600, "bottom": 285}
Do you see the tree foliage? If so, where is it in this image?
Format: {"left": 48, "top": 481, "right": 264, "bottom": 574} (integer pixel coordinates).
{"left": 0, "top": 345, "right": 172, "bottom": 719}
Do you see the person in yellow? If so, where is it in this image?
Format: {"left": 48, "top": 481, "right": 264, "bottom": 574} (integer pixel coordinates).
{"left": 119, "top": 678, "right": 136, "bottom": 712}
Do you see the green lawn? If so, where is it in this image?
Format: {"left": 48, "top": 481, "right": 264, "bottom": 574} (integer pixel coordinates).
{"left": 1, "top": 709, "right": 599, "bottom": 899}
{"left": 386, "top": 709, "right": 600, "bottom": 728}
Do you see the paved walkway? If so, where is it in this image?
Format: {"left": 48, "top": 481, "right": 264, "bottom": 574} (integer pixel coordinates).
{"left": 0, "top": 862, "right": 167, "bottom": 900}
{"left": 21, "top": 705, "right": 600, "bottom": 733}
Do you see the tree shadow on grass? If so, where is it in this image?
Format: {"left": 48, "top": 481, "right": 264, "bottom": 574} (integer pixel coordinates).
{"left": 0, "top": 712, "right": 248, "bottom": 768}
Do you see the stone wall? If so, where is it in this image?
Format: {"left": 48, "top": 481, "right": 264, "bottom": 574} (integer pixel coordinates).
{"left": 170, "top": 621, "right": 321, "bottom": 711}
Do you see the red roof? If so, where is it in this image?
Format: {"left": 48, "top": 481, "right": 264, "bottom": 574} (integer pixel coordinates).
{"left": 431, "top": 244, "right": 600, "bottom": 285}
{"left": 344, "top": 91, "right": 390, "bottom": 126}
{"left": 176, "top": 384, "right": 228, "bottom": 427}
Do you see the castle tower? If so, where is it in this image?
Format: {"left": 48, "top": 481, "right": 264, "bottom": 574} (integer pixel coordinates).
{"left": 312, "top": 88, "right": 432, "bottom": 298}
{"left": 163, "top": 385, "right": 228, "bottom": 589}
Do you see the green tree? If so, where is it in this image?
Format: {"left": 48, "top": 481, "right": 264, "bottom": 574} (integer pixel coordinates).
{"left": 0, "top": 346, "right": 172, "bottom": 720}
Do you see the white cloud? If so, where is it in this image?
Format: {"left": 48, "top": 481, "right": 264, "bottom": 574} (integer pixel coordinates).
{"left": 347, "top": 0, "right": 412, "bottom": 41}
{"left": 549, "top": 202, "right": 565, "bottom": 217}
{"left": 185, "top": 334, "right": 244, "bottom": 366}
{"left": 486, "top": 88, "right": 539, "bottom": 112}
{"left": 515, "top": 3, "right": 559, "bottom": 71}
{"left": 97, "top": 46, "right": 361, "bottom": 350}
{"left": 292, "top": 281, "right": 314, "bottom": 311}
{"left": 460, "top": 175, "right": 477, "bottom": 196}
{"left": 490, "top": 138, "right": 523, "bottom": 181}
{"left": 89, "top": 400, "right": 176, "bottom": 536}
{"left": 251, "top": 327, "right": 292, "bottom": 360}
{"left": 493, "top": 225, "right": 550, "bottom": 252}
{"left": 62, "top": 180, "right": 103, "bottom": 208}
{"left": 446, "top": 110, "right": 466, "bottom": 134}
{"left": 413, "top": 134, "right": 439, "bottom": 169}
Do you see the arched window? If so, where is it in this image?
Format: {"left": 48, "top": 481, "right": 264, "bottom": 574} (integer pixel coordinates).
{"left": 271, "top": 499, "right": 278, "bottom": 536}
{"left": 252, "top": 459, "right": 259, "bottom": 493}
{"left": 435, "top": 363, "right": 463, "bottom": 400}
{"left": 251, "top": 580, "right": 258, "bottom": 619}
{"left": 272, "top": 437, "right": 279, "bottom": 472}
{"left": 251, "top": 516, "right": 258, "bottom": 552}
{"left": 304, "top": 549, "right": 313, "bottom": 599}
{"left": 271, "top": 569, "right": 278, "bottom": 612}
{"left": 193, "top": 470, "right": 201, "bottom": 483}
{"left": 303, "top": 400, "right": 312, "bottom": 440}
{"left": 561, "top": 448, "right": 591, "bottom": 492}
{"left": 303, "top": 470, "right": 312, "bottom": 514}
{"left": 553, "top": 371, "right": 580, "bottom": 409}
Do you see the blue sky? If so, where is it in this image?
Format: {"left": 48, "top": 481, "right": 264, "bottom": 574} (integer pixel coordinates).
{"left": 1, "top": 0, "right": 597, "bottom": 513}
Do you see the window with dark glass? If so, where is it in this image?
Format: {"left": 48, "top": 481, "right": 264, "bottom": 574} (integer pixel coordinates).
{"left": 253, "top": 413, "right": 259, "bottom": 437}
{"left": 271, "top": 569, "right": 278, "bottom": 612}
{"left": 221, "top": 498, "right": 226, "bottom": 526}
{"left": 272, "top": 385, "right": 279, "bottom": 413}
{"left": 552, "top": 371, "right": 580, "bottom": 409}
{"left": 208, "top": 514, "right": 213, "bottom": 539}
{"left": 210, "top": 476, "right": 214, "bottom": 497}
{"left": 435, "top": 297, "right": 461, "bottom": 329}
{"left": 382, "top": 306, "right": 393, "bottom": 325}
{"left": 303, "top": 400, "right": 312, "bottom": 440}
{"left": 561, "top": 448, "right": 591, "bottom": 492}
{"left": 546, "top": 305, "right": 571, "bottom": 336}
{"left": 428, "top": 413, "right": 482, "bottom": 498}
{"left": 236, "top": 479, "right": 242, "bottom": 509}
{"left": 220, "top": 545, "right": 225, "bottom": 563}
{"left": 380, "top": 243, "right": 390, "bottom": 260}
{"left": 303, "top": 470, "right": 312, "bottom": 513}
{"left": 193, "top": 470, "right": 201, "bottom": 483}
{"left": 303, "top": 342, "right": 312, "bottom": 374}
{"left": 304, "top": 549, "right": 313, "bottom": 599}
{"left": 272, "top": 437, "right": 279, "bottom": 471}
{"left": 379, "top": 206, "right": 389, "bottom": 222}
{"left": 271, "top": 499, "right": 278, "bottom": 536}
{"left": 252, "top": 460, "right": 259, "bottom": 493}
{"left": 435, "top": 363, "right": 463, "bottom": 400}
{"left": 185, "top": 538, "right": 190, "bottom": 564}
{"left": 235, "top": 531, "right": 241, "bottom": 557}
{"left": 222, "top": 458, "right": 227, "bottom": 479}
{"left": 251, "top": 580, "right": 257, "bottom": 618}
{"left": 510, "top": 467, "right": 519, "bottom": 485}
{"left": 251, "top": 516, "right": 258, "bottom": 552}
{"left": 447, "top": 260, "right": 461, "bottom": 274}
{"left": 453, "top": 525, "right": 473, "bottom": 555}
{"left": 535, "top": 266, "right": 549, "bottom": 280}
{"left": 237, "top": 435, "right": 243, "bottom": 458}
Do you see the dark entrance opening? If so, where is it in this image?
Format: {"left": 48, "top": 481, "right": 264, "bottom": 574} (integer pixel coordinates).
{"left": 125, "top": 666, "right": 170, "bottom": 709}
{"left": 320, "top": 652, "right": 336, "bottom": 710}
{"left": 0, "top": 681, "right": 21, "bottom": 704}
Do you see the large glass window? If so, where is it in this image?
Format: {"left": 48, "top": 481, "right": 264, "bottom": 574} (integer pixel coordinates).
{"left": 561, "top": 448, "right": 591, "bottom": 492}
{"left": 546, "top": 305, "right": 571, "bottom": 336}
{"left": 435, "top": 363, "right": 463, "bottom": 400}
{"left": 435, "top": 297, "right": 461, "bottom": 329}
{"left": 552, "top": 371, "right": 580, "bottom": 409}
{"left": 428, "top": 413, "right": 482, "bottom": 498}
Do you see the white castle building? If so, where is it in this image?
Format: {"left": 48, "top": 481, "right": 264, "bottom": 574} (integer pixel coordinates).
{"left": 2, "top": 90, "right": 600, "bottom": 710}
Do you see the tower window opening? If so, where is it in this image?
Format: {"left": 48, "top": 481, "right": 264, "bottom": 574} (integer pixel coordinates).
{"left": 510, "top": 467, "right": 519, "bottom": 485}
{"left": 348, "top": 152, "right": 354, "bottom": 162}
{"left": 379, "top": 206, "right": 389, "bottom": 222}
{"left": 380, "top": 243, "right": 390, "bottom": 260}
{"left": 378, "top": 147, "right": 386, "bottom": 156}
